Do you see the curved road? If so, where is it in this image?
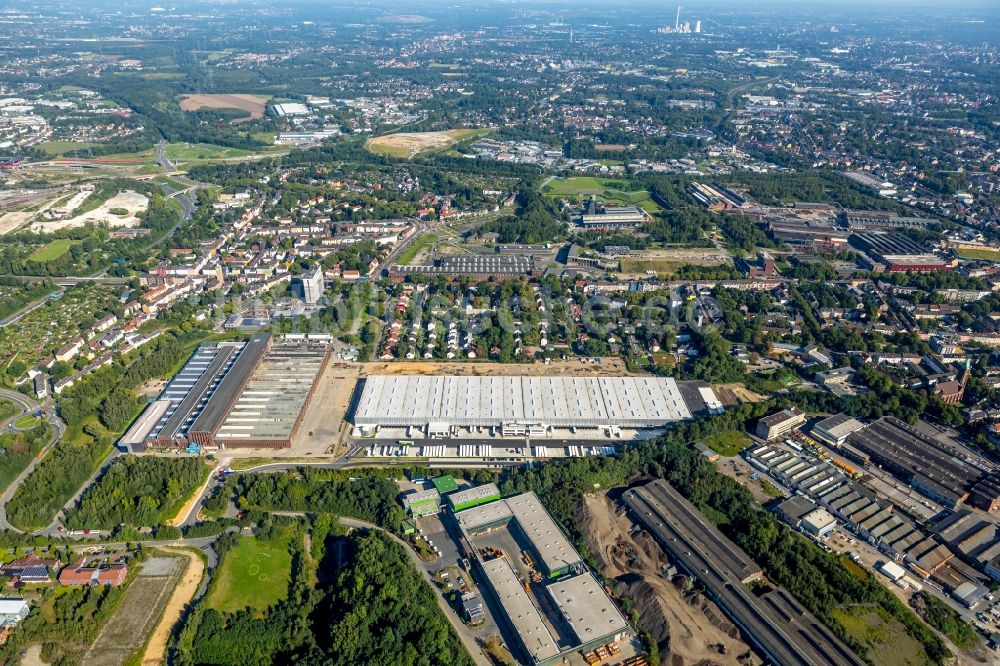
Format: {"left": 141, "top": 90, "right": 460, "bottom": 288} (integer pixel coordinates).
{"left": 0, "top": 390, "right": 66, "bottom": 533}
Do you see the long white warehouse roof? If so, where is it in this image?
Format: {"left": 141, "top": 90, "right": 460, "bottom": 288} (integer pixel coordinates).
{"left": 353, "top": 375, "right": 711, "bottom": 427}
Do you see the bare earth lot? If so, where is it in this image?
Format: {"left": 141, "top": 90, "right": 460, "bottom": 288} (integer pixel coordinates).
{"left": 179, "top": 94, "right": 269, "bottom": 118}
{"left": 618, "top": 248, "right": 730, "bottom": 278}
{"left": 366, "top": 129, "right": 484, "bottom": 158}
{"left": 141, "top": 549, "right": 205, "bottom": 666}
{"left": 580, "top": 493, "right": 759, "bottom": 666}
{"left": 31, "top": 190, "right": 148, "bottom": 233}
{"left": 83, "top": 557, "right": 184, "bottom": 666}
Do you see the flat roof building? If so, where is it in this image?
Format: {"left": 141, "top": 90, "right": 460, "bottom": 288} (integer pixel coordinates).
{"left": 402, "top": 489, "right": 441, "bottom": 517}
{"left": 210, "top": 339, "right": 329, "bottom": 448}
{"left": 756, "top": 407, "right": 805, "bottom": 441}
{"left": 812, "top": 413, "right": 865, "bottom": 447}
{"left": 353, "top": 375, "right": 713, "bottom": 431}
{"left": 188, "top": 333, "right": 272, "bottom": 446}
{"left": 847, "top": 417, "right": 981, "bottom": 507}
{"left": 481, "top": 557, "right": 561, "bottom": 664}
{"left": 547, "top": 572, "right": 629, "bottom": 646}
{"left": 447, "top": 484, "right": 502, "bottom": 512}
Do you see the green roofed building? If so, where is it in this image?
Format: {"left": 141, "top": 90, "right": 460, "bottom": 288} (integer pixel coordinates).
{"left": 447, "top": 483, "right": 502, "bottom": 512}
{"left": 402, "top": 488, "right": 441, "bottom": 517}
{"left": 431, "top": 475, "right": 459, "bottom": 495}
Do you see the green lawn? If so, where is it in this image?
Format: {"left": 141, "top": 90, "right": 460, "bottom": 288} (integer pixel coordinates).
{"left": 542, "top": 176, "right": 664, "bottom": 213}
{"left": 13, "top": 415, "right": 40, "bottom": 429}
{"left": 702, "top": 429, "right": 750, "bottom": 457}
{"left": 36, "top": 141, "right": 97, "bottom": 156}
{"left": 957, "top": 248, "right": 1000, "bottom": 262}
{"left": 206, "top": 531, "right": 294, "bottom": 614}
{"left": 28, "top": 239, "right": 75, "bottom": 262}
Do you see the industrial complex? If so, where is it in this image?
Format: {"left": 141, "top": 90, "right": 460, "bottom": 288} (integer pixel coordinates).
{"left": 118, "top": 333, "right": 329, "bottom": 451}
{"left": 352, "top": 375, "right": 722, "bottom": 437}
{"left": 448, "top": 488, "right": 630, "bottom": 666}
{"left": 624, "top": 480, "right": 867, "bottom": 666}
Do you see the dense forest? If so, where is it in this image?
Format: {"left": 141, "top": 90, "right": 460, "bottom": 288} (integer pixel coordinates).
{"left": 232, "top": 469, "right": 406, "bottom": 532}
{"left": 178, "top": 525, "right": 473, "bottom": 666}
{"left": 62, "top": 455, "right": 207, "bottom": 530}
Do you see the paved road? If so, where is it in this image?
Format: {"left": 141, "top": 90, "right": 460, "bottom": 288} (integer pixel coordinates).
{"left": 375, "top": 220, "right": 430, "bottom": 274}
{"left": 0, "top": 292, "right": 59, "bottom": 327}
{"left": 0, "top": 412, "right": 65, "bottom": 533}
{"left": 179, "top": 458, "right": 228, "bottom": 527}
{"left": 155, "top": 141, "right": 175, "bottom": 172}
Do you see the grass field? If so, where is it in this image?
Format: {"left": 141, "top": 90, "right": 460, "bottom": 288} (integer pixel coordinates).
{"left": 702, "top": 429, "right": 750, "bottom": 457}
{"left": 206, "top": 531, "right": 294, "bottom": 614}
{"left": 542, "top": 176, "right": 664, "bottom": 213}
{"left": 957, "top": 248, "right": 1000, "bottom": 262}
{"left": 27, "top": 239, "right": 75, "bottom": 262}
{"left": 366, "top": 128, "right": 490, "bottom": 158}
{"left": 164, "top": 143, "right": 254, "bottom": 162}
{"left": 36, "top": 141, "right": 98, "bottom": 156}
{"left": 396, "top": 233, "right": 438, "bottom": 265}
{"left": 833, "top": 605, "right": 932, "bottom": 666}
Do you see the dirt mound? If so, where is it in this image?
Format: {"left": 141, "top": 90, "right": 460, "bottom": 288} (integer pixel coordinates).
{"left": 579, "top": 494, "right": 759, "bottom": 666}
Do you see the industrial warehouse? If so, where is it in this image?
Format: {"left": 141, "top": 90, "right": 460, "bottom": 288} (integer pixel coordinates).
{"left": 452, "top": 490, "right": 631, "bottom": 666}
{"left": 624, "top": 480, "right": 867, "bottom": 666}
{"left": 118, "top": 334, "right": 329, "bottom": 451}
{"left": 352, "top": 375, "right": 721, "bottom": 436}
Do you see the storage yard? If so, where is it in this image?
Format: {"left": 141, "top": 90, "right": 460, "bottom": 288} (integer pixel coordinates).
{"left": 623, "top": 480, "right": 867, "bottom": 666}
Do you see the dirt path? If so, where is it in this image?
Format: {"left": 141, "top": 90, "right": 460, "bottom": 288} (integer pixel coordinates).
{"left": 141, "top": 549, "right": 205, "bottom": 666}
{"left": 579, "top": 493, "right": 759, "bottom": 666}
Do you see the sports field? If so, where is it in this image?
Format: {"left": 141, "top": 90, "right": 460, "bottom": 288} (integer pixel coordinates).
{"left": 206, "top": 531, "right": 294, "bottom": 614}
{"left": 27, "top": 239, "right": 75, "bottom": 262}
{"left": 366, "top": 128, "right": 489, "bottom": 158}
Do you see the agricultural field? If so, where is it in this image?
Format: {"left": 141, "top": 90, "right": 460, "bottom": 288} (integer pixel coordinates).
{"left": 206, "top": 530, "right": 295, "bottom": 614}
{"left": 542, "top": 176, "right": 665, "bottom": 213}
{"left": 366, "top": 128, "right": 489, "bottom": 158}
{"left": 27, "top": 239, "right": 75, "bottom": 262}
{"left": 35, "top": 141, "right": 99, "bottom": 156}
{"left": 178, "top": 93, "right": 270, "bottom": 118}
